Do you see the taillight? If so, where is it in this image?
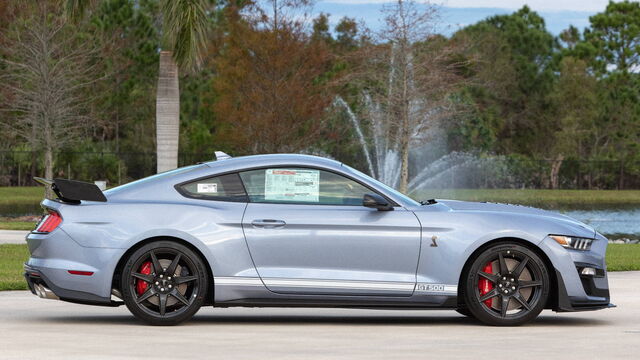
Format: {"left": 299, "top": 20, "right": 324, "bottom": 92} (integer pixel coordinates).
{"left": 35, "top": 210, "right": 62, "bottom": 233}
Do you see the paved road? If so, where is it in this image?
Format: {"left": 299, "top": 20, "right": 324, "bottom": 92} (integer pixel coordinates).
{"left": 1, "top": 272, "right": 638, "bottom": 360}
{"left": 0, "top": 230, "right": 28, "bottom": 244}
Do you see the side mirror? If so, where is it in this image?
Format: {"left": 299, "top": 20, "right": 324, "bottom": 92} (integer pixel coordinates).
{"left": 363, "top": 193, "right": 393, "bottom": 211}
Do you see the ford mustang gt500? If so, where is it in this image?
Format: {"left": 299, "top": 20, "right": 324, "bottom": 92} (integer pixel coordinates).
{"left": 24, "top": 153, "right": 613, "bottom": 325}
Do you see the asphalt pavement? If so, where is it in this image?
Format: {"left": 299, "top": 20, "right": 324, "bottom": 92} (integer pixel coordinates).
{"left": 0, "top": 230, "right": 28, "bottom": 244}
{"left": 0, "top": 272, "right": 638, "bottom": 359}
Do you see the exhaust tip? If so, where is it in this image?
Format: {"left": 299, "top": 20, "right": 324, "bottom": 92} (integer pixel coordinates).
{"left": 34, "top": 284, "right": 59, "bottom": 300}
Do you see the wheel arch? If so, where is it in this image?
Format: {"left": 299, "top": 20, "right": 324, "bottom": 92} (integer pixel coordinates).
{"left": 111, "top": 236, "right": 215, "bottom": 305}
{"left": 456, "top": 237, "right": 558, "bottom": 310}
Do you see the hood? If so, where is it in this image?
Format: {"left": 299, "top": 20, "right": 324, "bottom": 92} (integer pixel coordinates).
{"left": 438, "top": 199, "right": 561, "bottom": 216}
{"left": 436, "top": 199, "right": 596, "bottom": 237}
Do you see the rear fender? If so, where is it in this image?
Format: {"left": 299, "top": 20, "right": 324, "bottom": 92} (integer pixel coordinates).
{"left": 121, "top": 229, "right": 219, "bottom": 277}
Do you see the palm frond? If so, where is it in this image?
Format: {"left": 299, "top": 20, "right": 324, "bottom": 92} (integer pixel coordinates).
{"left": 161, "top": 0, "right": 209, "bottom": 72}
{"left": 64, "top": 0, "right": 93, "bottom": 22}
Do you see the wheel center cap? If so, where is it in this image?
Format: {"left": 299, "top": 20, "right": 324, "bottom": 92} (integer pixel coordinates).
{"left": 154, "top": 276, "right": 174, "bottom": 293}
{"left": 498, "top": 278, "right": 518, "bottom": 295}
{"left": 496, "top": 275, "right": 519, "bottom": 295}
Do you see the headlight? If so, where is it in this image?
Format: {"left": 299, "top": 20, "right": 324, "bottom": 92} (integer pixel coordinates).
{"left": 550, "top": 235, "right": 594, "bottom": 250}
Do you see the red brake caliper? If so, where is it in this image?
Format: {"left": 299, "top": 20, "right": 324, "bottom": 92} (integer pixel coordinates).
{"left": 136, "top": 261, "right": 152, "bottom": 295}
{"left": 478, "top": 262, "right": 494, "bottom": 308}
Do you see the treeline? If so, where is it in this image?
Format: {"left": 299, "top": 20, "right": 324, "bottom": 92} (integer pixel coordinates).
{"left": 1, "top": 0, "right": 639, "bottom": 189}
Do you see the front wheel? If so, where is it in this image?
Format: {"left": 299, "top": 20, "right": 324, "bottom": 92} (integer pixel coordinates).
{"left": 121, "top": 241, "right": 209, "bottom": 325}
{"left": 463, "top": 243, "right": 550, "bottom": 326}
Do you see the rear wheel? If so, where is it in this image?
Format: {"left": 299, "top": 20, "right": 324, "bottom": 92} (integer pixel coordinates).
{"left": 121, "top": 241, "right": 208, "bottom": 325}
{"left": 463, "top": 243, "right": 549, "bottom": 326}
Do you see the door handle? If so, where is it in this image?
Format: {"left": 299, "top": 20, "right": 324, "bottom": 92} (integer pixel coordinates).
{"left": 251, "top": 219, "right": 286, "bottom": 228}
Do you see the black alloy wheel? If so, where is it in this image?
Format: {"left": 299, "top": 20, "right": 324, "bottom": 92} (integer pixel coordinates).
{"left": 121, "top": 241, "right": 208, "bottom": 325}
{"left": 463, "top": 243, "right": 550, "bottom": 326}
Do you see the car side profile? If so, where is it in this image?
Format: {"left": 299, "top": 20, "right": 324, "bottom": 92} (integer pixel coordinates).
{"left": 24, "top": 153, "right": 613, "bottom": 326}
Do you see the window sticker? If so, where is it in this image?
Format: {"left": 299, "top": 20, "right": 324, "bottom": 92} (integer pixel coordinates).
{"left": 264, "top": 169, "right": 319, "bottom": 202}
{"left": 197, "top": 183, "right": 218, "bottom": 193}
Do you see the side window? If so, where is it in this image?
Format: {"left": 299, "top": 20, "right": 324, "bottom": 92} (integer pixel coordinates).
{"left": 239, "top": 168, "right": 374, "bottom": 206}
{"left": 178, "top": 173, "right": 247, "bottom": 202}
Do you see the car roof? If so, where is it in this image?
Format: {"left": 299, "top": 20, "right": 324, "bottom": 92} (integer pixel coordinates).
{"left": 202, "top": 153, "right": 344, "bottom": 173}
{"left": 106, "top": 153, "right": 418, "bottom": 207}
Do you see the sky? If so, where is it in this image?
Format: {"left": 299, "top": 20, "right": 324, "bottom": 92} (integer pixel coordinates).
{"left": 313, "top": 0, "right": 623, "bottom": 35}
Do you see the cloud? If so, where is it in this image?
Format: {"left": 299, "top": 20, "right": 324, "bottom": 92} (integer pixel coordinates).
{"left": 321, "top": 0, "right": 613, "bottom": 13}
{"left": 444, "top": 0, "right": 610, "bottom": 12}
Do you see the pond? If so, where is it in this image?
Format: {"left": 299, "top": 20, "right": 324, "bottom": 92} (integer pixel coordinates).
{"left": 561, "top": 208, "right": 640, "bottom": 237}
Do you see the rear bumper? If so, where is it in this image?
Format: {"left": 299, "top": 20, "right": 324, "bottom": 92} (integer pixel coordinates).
{"left": 24, "top": 266, "right": 58, "bottom": 300}
{"left": 25, "top": 228, "right": 126, "bottom": 305}
{"left": 24, "top": 264, "right": 117, "bottom": 305}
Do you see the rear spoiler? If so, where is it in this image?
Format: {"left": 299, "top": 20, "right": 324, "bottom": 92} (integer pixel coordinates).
{"left": 34, "top": 177, "right": 107, "bottom": 203}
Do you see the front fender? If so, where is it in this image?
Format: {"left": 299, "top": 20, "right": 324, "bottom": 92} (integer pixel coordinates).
{"left": 413, "top": 209, "right": 595, "bottom": 292}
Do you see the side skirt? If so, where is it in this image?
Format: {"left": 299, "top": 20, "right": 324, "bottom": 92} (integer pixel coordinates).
{"left": 213, "top": 276, "right": 458, "bottom": 309}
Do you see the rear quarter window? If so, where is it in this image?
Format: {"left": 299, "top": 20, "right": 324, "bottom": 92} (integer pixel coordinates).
{"left": 177, "top": 173, "right": 247, "bottom": 202}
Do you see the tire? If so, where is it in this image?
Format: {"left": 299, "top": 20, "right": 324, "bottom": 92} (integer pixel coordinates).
{"left": 121, "top": 240, "right": 209, "bottom": 325}
{"left": 463, "top": 242, "right": 550, "bottom": 326}
{"left": 455, "top": 307, "right": 474, "bottom": 318}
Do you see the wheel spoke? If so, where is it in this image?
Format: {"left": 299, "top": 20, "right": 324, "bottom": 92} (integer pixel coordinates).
{"left": 479, "top": 288, "right": 499, "bottom": 303}
{"left": 170, "top": 290, "right": 190, "bottom": 306}
{"left": 166, "top": 253, "right": 181, "bottom": 276}
{"left": 174, "top": 275, "right": 197, "bottom": 285}
{"left": 498, "top": 252, "right": 509, "bottom": 275}
{"left": 158, "top": 293, "right": 168, "bottom": 316}
{"left": 132, "top": 272, "right": 153, "bottom": 283}
{"left": 149, "top": 250, "right": 163, "bottom": 274}
{"left": 513, "top": 291, "right": 532, "bottom": 311}
{"left": 512, "top": 257, "right": 529, "bottom": 278}
{"left": 519, "top": 280, "right": 543, "bottom": 288}
{"left": 136, "top": 288, "right": 155, "bottom": 304}
{"left": 478, "top": 271, "right": 499, "bottom": 283}
{"left": 500, "top": 296, "right": 510, "bottom": 317}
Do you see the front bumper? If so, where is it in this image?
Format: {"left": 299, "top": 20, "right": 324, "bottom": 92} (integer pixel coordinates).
{"left": 554, "top": 268, "right": 615, "bottom": 312}
{"left": 539, "top": 234, "right": 614, "bottom": 312}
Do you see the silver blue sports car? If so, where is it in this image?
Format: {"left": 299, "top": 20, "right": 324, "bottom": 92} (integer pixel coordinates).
{"left": 24, "top": 153, "right": 613, "bottom": 326}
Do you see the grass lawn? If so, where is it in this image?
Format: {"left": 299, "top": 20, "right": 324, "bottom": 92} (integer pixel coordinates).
{"left": 412, "top": 189, "right": 640, "bottom": 209}
{"left": 0, "top": 221, "right": 36, "bottom": 231}
{"left": 0, "top": 243, "right": 638, "bottom": 291}
{"left": 606, "top": 244, "right": 640, "bottom": 271}
{"left": 0, "top": 244, "right": 29, "bottom": 291}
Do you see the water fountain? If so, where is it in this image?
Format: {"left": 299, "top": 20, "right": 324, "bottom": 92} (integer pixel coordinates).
{"left": 333, "top": 96, "right": 514, "bottom": 193}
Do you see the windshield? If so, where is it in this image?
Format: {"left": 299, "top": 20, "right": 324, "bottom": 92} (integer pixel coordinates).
{"left": 343, "top": 165, "right": 420, "bottom": 206}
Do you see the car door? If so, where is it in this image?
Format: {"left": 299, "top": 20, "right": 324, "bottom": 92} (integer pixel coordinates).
{"left": 239, "top": 167, "right": 421, "bottom": 296}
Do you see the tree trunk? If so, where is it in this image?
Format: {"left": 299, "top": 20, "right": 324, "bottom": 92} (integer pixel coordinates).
{"left": 156, "top": 51, "right": 180, "bottom": 173}
{"left": 30, "top": 149, "right": 37, "bottom": 185}
{"left": 549, "top": 155, "right": 564, "bottom": 190}
{"left": 398, "top": 39, "right": 410, "bottom": 194}
{"left": 44, "top": 145, "right": 54, "bottom": 199}
{"left": 30, "top": 121, "right": 37, "bottom": 185}
{"left": 399, "top": 135, "right": 410, "bottom": 193}
{"left": 619, "top": 160, "right": 624, "bottom": 190}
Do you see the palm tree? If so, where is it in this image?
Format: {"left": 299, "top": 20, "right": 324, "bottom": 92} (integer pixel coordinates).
{"left": 66, "top": 0, "right": 209, "bottom": 173}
